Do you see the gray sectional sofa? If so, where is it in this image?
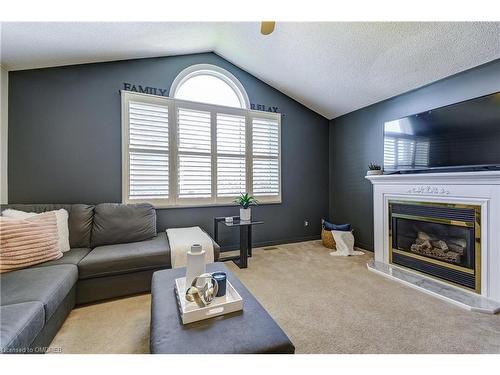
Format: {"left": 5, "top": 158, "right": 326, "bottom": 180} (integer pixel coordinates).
{"left": 0, "top": 203, "right": 220, "bottom": 353}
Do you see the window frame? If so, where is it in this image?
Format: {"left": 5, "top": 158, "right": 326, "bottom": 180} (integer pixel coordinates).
{"left": 122, "top": 91, "right": 281, "bottom": 208}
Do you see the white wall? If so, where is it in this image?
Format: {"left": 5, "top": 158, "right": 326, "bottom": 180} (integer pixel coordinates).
{"left": 0, "top": 65, "right": 8, "bottom": 203}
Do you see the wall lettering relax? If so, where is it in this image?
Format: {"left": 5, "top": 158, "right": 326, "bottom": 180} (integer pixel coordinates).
{"left": 122, "top": 82, "right": 279, "bottom": 113}
{"left": 250, "top": 103, "right": 279, "bottom": 113}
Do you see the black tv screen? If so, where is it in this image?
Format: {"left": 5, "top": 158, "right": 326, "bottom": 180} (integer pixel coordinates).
{"left": 383, "top": 92, "right": 500, "bottom": 173}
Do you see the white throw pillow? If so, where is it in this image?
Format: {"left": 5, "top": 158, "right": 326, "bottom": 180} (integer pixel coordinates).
{"left": 2, "top": 208, "right": 70, "bottom": 252}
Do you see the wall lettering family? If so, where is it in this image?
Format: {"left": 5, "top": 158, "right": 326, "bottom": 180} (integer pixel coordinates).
{"left": 123, "top": 82, "right": 169, "bottom": 96}
{"left": 122, "top": 82, "right": 279, "bottom": 113}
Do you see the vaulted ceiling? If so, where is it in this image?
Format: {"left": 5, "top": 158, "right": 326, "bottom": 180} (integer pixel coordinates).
{"left": 1, "top": 22, "right": 499, "bottom": 119}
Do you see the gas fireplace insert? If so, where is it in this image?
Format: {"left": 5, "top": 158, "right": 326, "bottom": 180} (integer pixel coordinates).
{"left": 389, "top": 201, "right": 481, "bottom": 293}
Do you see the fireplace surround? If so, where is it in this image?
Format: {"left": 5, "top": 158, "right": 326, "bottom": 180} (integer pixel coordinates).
{"left": 366, "top": 171, "right": 500, "bottom": 313}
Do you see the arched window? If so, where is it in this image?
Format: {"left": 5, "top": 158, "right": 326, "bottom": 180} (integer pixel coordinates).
{"left": 170, "top": 64, "right": 250, "bottom": 109}
{"left": 122, "top": 64, "right": 281, "bottom": 208}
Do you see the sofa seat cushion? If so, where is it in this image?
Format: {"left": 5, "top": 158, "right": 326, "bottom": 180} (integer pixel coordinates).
{"left": 0, "top": 265, "right": 78, "bottom": 322}
{"left": 91, "top": 203, "right": 157, "bottom": 247}
{"left": 0, "top": 301, "right": 45, "bottom": 353}
{"left": 78, "top": 232, "right": 170, "bottom": 280}
{"left": 30, "top": 248, "right": 91, "bottom": 268}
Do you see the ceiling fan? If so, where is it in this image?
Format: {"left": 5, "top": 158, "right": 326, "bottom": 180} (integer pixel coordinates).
{"left": 261, "top": 22, "right": 276, "bottom": 35}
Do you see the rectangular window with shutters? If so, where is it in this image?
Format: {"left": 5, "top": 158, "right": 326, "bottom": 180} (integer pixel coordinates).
{"left": 252, "top": 115, "right": 281, "bottom": 199}
{"left": 216, "top": 113, "right": 246, "bottom": 199}
{"left": 177, "top": 106, "right": 212, "bottom": 201}
{"left": 122, "top": 94, "right": 171, "bottom": 206}
{"left": 121, "top": 91, "right": 281, "bottom": 207}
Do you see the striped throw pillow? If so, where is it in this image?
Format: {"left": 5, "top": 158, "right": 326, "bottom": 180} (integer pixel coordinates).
{"left": 0, "top": 212, "right": 62, "bottom": 273}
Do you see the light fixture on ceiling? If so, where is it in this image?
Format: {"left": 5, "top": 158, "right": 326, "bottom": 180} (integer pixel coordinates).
{"left": 261, "top": 22, "right": 276, "bottom": 35}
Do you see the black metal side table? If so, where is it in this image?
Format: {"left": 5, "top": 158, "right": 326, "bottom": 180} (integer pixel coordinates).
{"left": 214, "top": 216, "right": 264, "bottom": 269}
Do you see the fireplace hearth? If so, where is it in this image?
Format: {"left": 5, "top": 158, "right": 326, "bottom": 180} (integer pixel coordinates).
{"left": 389, "top": 201, "right": 480, "bottom": 293}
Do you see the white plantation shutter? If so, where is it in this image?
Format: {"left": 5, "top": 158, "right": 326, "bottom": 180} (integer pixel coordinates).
{"left": 129, "top": 153, "right": 169, "bottom": 199}
{"left": 178, "top": 108, "right": 211, "bottom": 153}
{"left": 125, "top": 99, "right": 170, "bottom": 202}
{"left": 252, "top": 116, "right": 280, "bottom": 197}
{"left": 122, "top": 91, "right": 281, "bottom": 206}
{"left": 177, "top": 107, "right": 212, "bottom": 199}
{"left": 217, "top": 113, "right": 246, "bottom": 197}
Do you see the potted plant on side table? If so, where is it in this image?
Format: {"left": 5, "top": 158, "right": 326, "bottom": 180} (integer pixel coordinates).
{"left": 367, "top": 163, "right": 383, "bottom": 176}
{"left": 234, "top": 193, "right": 258, "bottom": 221}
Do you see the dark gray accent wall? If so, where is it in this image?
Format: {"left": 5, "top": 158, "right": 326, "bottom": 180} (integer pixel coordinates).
{"left": 8, "top": 52, "right": 329, "bottom": 249}
{"left": 329, "top": 59, "right": 500, "bottom": 251}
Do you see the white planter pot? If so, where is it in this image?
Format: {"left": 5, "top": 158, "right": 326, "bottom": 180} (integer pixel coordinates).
{"left": 240, "top": 208, "right": 251, "bottom": 221}
{"left": 366, "top": 170, "right": 383, "bottom": 176}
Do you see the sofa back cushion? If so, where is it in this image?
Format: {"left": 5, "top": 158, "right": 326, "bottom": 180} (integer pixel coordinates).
{"left": 0, "top": 204, "right": 94, "bottom": 248}
{"left": 91, "top": 203, "right": 157, "bottom": 247}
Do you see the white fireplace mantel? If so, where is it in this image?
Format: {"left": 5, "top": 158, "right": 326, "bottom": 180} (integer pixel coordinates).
{"left": 365, "top": 170, "right": 500, "bottom": 312}
{"left": 366, "top": 170, "right": 500, "bottom": 185}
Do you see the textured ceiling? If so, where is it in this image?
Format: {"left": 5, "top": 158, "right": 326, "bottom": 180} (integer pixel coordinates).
{"left": 1, "top": 22, "right": 499, "bottom": 119}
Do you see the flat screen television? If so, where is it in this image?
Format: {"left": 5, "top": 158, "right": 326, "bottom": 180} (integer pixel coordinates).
{"left": 383, "top": 92, "right": 500, "bottom": 174}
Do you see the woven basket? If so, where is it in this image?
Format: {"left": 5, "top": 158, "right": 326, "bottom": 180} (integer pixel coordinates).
{"left": 321, "top": 228, "right": 336, "bottom": 249}
{"left": 321, "top": 220, "right": 336, "bottom": 249}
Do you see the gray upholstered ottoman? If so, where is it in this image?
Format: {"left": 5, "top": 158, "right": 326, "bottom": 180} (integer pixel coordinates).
{"left": 150, "top": 263, "right": 295, "bottom": 354}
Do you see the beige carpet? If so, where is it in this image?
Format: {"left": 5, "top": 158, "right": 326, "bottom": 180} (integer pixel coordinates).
{"left": 49, "top": 240, "right": 500, "bottom": 354}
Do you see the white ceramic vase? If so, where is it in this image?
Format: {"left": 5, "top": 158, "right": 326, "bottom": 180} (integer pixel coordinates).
{"left": 240, "top": 208, "right": 251, "bottom": 221}
{"left": 185, "top": 244, "right": 206, "bottom": 291}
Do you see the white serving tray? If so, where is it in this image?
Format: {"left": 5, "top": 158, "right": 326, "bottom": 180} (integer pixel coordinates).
{"left": 174, "top": 277, "right": 243, "bottom": 324}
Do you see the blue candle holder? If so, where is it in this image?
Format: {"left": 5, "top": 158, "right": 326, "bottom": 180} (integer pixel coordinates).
{"left": 212, "top": 272, "right": 227, "bottom": 297}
